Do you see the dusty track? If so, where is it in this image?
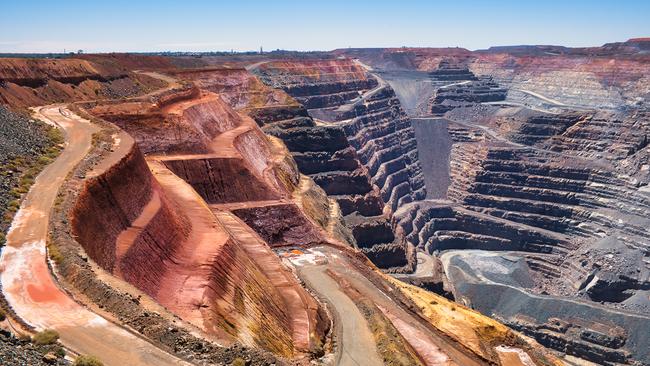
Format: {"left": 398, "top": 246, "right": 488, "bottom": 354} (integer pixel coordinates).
{"left": 298, "top": 264, "right": 383, "bottom": 366}
{"left": 335, "top": 74, "right": 387, "bottom": 113}
{"left": 0, "top": 105, "right": 190, "bottom": 366}
{"left": 287, "top": 246, "right": 485, "bottom": 366}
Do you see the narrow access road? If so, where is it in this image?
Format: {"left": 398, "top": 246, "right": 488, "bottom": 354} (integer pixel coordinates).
{"left": 436, "top": 80, "right": 472, "bottom": 89}
{"left": 134, "top": 70, "right": 182, "bottom": 97}
{"left": 0, "top": 105, "right": 190, "bottom": 366}
{"left": 482, "top": 100, "right": 561, "bottom": 115}
{"left": 514, "top": 89, "right": 567, "bottom": 107}
{"left": 296, "top": 263, "right": 383, "bottom": 366}
{"left": 392, "top": 250, "right": 436, "bottom": 279}
{"left": 287, "top": 247, "right": 483, "bottom": 366}
{"left": 244, "top": 60, "right": 270, "bottom": 71}
{"left": 335, "top": 70, "right": 387, "bottom": 113}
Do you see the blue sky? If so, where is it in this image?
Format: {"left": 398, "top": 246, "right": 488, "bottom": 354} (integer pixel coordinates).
{"left": 1, "top": 0, "right": 649, "bottom": 53}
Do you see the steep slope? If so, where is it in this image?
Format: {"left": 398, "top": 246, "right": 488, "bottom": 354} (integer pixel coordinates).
{"left": 0, "top": 105, "right": 191, "bottom": 366}
{"left": 253, "top": 59, "right": 425, "bottom": 272}
{"left": 151, "top": 63, "right": 564, "bottom": 365}
{"left": 85, "top": 88, "right": 331, "bottom": 355}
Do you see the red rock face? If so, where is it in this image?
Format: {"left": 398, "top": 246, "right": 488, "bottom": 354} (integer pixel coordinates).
{"left": 0, "top": 58, "right": 116, "bottom": 83}
{"left": 164, "top": 157, "right": 280, "bottom": 203}
{"left": 473, "top": 53, "right": 650, "bottom": 86}
{"left": 78, "top": 83, "right": 330, "bottom": 354}
{"left": 93, "top": 91, "right": 245, "bottom": 155}
{"left": 71, "top": 144, "right": 160, "bottom": 271}
{"left": 76, "top": 53, "right": 177, "bottom": 71}
{"left": 257, "top": 59, "right": 371, "bottom": 84}
{"left": 117, "top": 189, "right": 191, "bottom": 296}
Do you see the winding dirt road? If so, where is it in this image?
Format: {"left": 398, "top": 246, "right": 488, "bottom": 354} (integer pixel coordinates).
{"left": 0, "top": 105, "right": 189, "bottom": 366}
{"left": 287, "top": 246, "right": 484, "bottom": 366}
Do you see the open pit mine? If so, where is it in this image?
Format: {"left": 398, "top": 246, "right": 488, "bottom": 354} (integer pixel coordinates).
{"left": 0, "top": 38, "right": 649, "bottom": 366}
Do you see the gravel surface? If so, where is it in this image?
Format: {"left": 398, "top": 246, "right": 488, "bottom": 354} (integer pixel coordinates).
{"left": 0, "top": 106, "right": 52, "bottom": 162}
{"left": 0, "top": 105, "right": 56, "bottom": 236}
{"left": 0, "top": 329, "right": 68, "bottom": 365}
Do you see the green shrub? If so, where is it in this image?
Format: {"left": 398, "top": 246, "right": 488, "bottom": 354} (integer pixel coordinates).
{"left": 54, "top": 346, "right": 66, "bottom": 358}
{"left": 8, "top": 200, "right": 20, "bottom": 212}
{"left": 74, "top": 355, "right": 104, "bottom": 366}
{"left": 32, "top": 329, "right": 59, "bottom": 345}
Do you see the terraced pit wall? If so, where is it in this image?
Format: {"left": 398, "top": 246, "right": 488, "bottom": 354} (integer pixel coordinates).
{"left": 71, "top": 102, "right": 327, "bottom": 356}
{"left": 87, "top": 87, "right": 338, "bottom": 355}
{"left": 332, "top": 46, "right": 650, "bottom": 364}
{"left": 469, "top": 55, "right": 650, "bottom": 109}
{"left": 253, "top": 59, "right": 426, "bottom": 272}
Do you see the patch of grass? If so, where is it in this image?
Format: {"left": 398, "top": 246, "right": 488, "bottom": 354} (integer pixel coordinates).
{"left": 46, "top": 126, "right": 64, "bottom": 145}
{"left": 73, "top": 355, "right": 104, "bottom": 366}
{"left": 32, "top": 329, "right": 59, "bottom": 345}
{"left": 37, "top": 155, "right": 53, "bottom": 165}
{"left": 10, "top": 188, "right": 23, "bottom": 198}
{"left": 91, "top": 130, "right": 112, "bottom": 148}
{"left": 231, "top": 358, "right": 246, "bottom": 366}
{"left": 54, "top": 194, "right": 65, "bottom": 208}
{"left": 47, "top": 241, "right": 64, "bottom": 264}
{"left": 7, "top": 200, "right": 20, "bottom": 213}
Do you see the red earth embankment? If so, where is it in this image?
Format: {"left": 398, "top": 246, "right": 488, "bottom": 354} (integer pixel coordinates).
{"left": 80, "top": 87, "right": 331, "bottom": 355}
{"left": 164, "top": 157, "right": 280, "bottom": 203}
{"left": 168, "top": 67, "right": 297, "bottom": 111}
{"left": 258, "top": 59, "right": 372, "bottom": 84}
{"left": 0, "top": 57, "right": 166, "bottom": 108}
{"left": 67, "top": 126, "right": 305, "bottom": 354}
{"left": 71, "top": 143, "right": 169, "bottom": 271}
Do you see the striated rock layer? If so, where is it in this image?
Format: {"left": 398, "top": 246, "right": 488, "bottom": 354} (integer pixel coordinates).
{"left": 77, "top": 87, "right": 333, "bottom": 355}
{"left": 252, "top": 59, "right": 426, "bottom": 271}
{"left": 335, "top": 44, "right": 650, "bottom": 365}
